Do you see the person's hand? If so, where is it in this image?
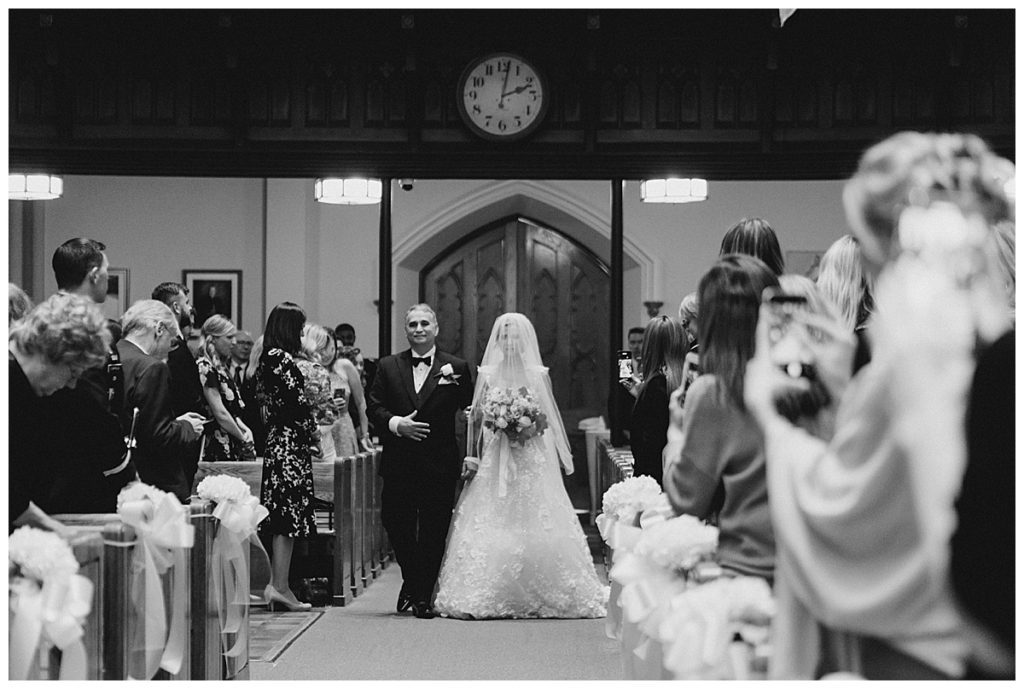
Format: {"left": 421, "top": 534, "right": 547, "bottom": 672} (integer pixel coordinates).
{"left": 461, "top": 457, "right": 479, "bottom": 481}
{"left": 744, "top": 303, "right": 811, "bottom": 428}
{"left": 396, "top": 410, "right": 431, "bottom": 441}
{"left": 360, "top": 435, "right": 375, "bottom": 452}
{"left": 668, "top": 385, "right": 687, "bottom": 431}
{"left": 177, "top": 412, "right": 206, "bottom": 436}
{"left": 787, "top": 308, "right": 855, "bottom": 404}
{"left": 619, "top": 374, "right": 641, "bottom": 398}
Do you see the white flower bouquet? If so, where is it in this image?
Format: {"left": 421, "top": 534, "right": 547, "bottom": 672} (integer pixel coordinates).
{"left": 633, "top": 513, "right": 719, "bottom": 574}
{"left": 481, "top": 385, "right": 549, "bottom": 446}
{"left": 117, "top": 480, "right": 169, "bottom": 509}
{"left": 196, "top": 474, "right": 268, "bottom": 535}
{"left": 9, "top": 526, "right": 94, "bottom": 681}
{"left": 600, "top": 474, "right": 664, "bottom": 524}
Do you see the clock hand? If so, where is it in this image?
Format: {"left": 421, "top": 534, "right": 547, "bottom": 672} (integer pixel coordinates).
{"left": 498, "top": 62, "right": 512, "bottom": 109}
{"left": 501, "top": 84, "right": 531, "bottom": 98}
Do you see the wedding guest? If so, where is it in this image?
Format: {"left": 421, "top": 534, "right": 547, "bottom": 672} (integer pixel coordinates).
{"left": 816, "top": 234, "right": 874, "bottom": 372}
{"left": 677, "top": 291, "right": 701, "bottom": 396}
{"left": 719, "top": 217, "right": 785, "bottom": 275}
{"left": 43, "top": 239, "right": 134, "bottom": 507}
{"left": 665, "top": 254, "right": 779, "bottom": 582}
{"left": 9, "top": 293, "right": 122, "bottom": 530}
{"left": 335, "top": 342, "right": 373, "bottom": 449}
{"left": 744, "top": 131, "right": 1013, "bottom": 679}
{"left": 629, "top": 315, "right": 686, "bottom": 484}
{"left": 153, "top": 282, "right": 206, "bottom": 486}
{"left": 119, "top": 300, "right": 205, "bottom": 501}
{"left": 334, "top": 322, "right": 356, "bottom": 348}
{"left": 242, "top": 335, "right": 268, "bottom": 456}
{"left": 257, "top": 302, "right": 317, "bottom": 611}
{"left": 230, "top": 330, "right": 255, "bottom": 386}
{"left": 296, "top": 322, "right": 339, "bottom": 461}
{"left": 9, "top": 282, "right": 32, "bottom": 324}
{"left": 196, "top": 315, "right": 254, "bottom": 462}
{"left": 330, "top": 337, "right": 370, "bottom": 455}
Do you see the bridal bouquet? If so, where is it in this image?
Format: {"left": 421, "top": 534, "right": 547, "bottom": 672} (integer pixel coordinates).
{"left": 481, "top": 385, "right": 549, "bottom": 446}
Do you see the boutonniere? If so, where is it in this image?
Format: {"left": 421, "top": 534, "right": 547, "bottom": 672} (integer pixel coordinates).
{"left": 435, "top": 362, "right": 461, "bottom": 385}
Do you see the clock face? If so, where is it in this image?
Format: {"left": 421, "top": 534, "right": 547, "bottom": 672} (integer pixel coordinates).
{"left": 457, "top": 53, "right": 548, "bottom": 142}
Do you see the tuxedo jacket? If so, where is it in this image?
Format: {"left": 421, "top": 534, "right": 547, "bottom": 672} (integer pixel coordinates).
{"left": 367, "top": 349, "right": 473, "bottom": 486}
{"left": 117, "top": 339, "right": 199, "bottom": 501}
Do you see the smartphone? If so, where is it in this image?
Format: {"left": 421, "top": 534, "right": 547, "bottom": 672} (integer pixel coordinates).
{"left": 762, "top": 287, "right": 814, "bottom": 380}
{"left": 617, "top": 349, "right": 634, "bottom": 381}
{"left": 333, "top": 388, "right": 348, "bottom": 404}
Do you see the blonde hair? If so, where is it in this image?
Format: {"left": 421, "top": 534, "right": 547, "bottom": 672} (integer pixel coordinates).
{"left": 200, "top": 313, "right": 236, "bottom": 362}
{"left": 9, "top": 283, "right": 33, "bottom": 323}
{"left": 989, "top": 221, "right": 1015, "bottom": 311}
{"left": 300, "top": 322, "right": 334, "bottom": 366}
{"left": 10, "top": 292, "right": 110, "bottom": 368}
{"left": 678, "top": 292, "right": 698, "bottom": 325}
{"left": 121, "top": 299, "right": 181, "bottom": 339}
{"left": 816, "top": 235, "right": 873, "bottom": 331}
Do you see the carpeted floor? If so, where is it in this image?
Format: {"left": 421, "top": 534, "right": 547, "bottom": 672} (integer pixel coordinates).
{"left": 249, "top": 608, "right": 324, "bottom": 663}
{"left": 250, "top": 565, "right": 620, "bottom": 681}
{"left": 250, "top": 521, "right": 621, "bottom": 680}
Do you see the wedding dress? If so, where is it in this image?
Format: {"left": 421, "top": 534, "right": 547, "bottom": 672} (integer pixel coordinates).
{"left": 434, "top": 314, "right": 608, "bottom": 620}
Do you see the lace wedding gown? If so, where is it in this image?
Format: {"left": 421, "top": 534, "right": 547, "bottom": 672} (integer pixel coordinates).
{"left": 434, "top": 429, "right": 608, "bottom": 619}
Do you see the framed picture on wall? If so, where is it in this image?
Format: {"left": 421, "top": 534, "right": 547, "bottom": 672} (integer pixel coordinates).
{"left": 785, "top": 250, "right": 825, "bottom": 280}
{"left": 102, "top": 268, "right": 129, "bottom": 321}
{"left": 183, "top": 270, "right": 242, "bottom": 328}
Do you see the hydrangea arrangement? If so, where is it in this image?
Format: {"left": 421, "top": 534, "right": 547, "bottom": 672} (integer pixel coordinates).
{"left": 633, "top": 513, "right": 719, "bottom": 573}
{"left": 9, "top": 526, "right": 79, "bottom": 583}
{"left": 196, "top": 474, "right": 253, "bottom": 504}
{"left": 116, "top": 481, "right": 169, "bottom": 509}
{"left": 481, "top": 385, "right": 549, "bottom": 446}
{"left": 601, "top": 474, "right": 664, "bottom": 523}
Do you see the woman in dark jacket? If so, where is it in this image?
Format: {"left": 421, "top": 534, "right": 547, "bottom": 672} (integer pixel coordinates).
{"left": 629, "top": 315, "right": 686, "bottom": 485}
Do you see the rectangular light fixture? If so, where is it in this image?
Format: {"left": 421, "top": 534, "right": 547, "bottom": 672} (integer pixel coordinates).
{"left": 314, "top": 178, "right": 383, "bottom": 205}
{"left": 640, "top": 178, "right": 708, "bottom": 203}
{"left": 9, "top": 173, "right": 63, "bottom": 200}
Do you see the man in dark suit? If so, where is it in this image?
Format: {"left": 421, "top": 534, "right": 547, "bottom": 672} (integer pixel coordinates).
{"left": 367, "top": 303, "right": 473, "bottom": 619}
{"left": 118, "top": 299, "right": 205, "bottom": 502}
{"left": 152, "top": 282, "right": 206, "bottom": 485}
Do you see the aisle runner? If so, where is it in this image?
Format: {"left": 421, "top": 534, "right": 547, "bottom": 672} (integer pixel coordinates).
{"left": 249, "top": 608, "right": 324, "bottom": 662}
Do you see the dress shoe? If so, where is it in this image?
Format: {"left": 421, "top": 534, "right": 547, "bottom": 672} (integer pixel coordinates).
{"left": 396, "top": 586, "right": 413, "bottom": 613}
{"left": 411, "top": 601, "right": 436, "bottom": 619}
{"left": 264, "top": 584, "right": 312, "bottom": 612}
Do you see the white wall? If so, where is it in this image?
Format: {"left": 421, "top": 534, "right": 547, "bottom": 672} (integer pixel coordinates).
{"left": 19, "top": 175, "right": 851, "bottom": 359}
{"left": 37, "top": 176, "right": 266, "bottom": 333}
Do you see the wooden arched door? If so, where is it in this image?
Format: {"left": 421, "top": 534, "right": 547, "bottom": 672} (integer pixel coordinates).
{"left": 421, "top": 216, "right": 610, "bottom": 492}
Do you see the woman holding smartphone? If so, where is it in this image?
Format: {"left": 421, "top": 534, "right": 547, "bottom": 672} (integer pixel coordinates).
{"left": 628, "top": 315, "right": 686, "bottom": 484}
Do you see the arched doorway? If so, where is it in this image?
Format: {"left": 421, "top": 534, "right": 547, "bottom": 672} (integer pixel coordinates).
{"left": 421, "top": 216, "right": 610, "bottom": 510}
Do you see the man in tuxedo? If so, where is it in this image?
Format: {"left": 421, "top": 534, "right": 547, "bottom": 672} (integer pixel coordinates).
{"left": 118, "top": 299, "right": 205, "bottom": 502}
{"left": 367, "top": 304, "right": 473, "bottom": 619}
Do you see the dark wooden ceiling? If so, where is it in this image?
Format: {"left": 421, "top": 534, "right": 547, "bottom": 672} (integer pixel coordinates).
{"left": 9, "top": 9, "right": 1014, "bottom": 180}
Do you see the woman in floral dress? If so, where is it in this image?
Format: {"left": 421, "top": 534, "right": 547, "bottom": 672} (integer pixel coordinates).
{"left": 296, "top": 323, "right": 339, "bottom": 461}
{"left": 196, "top": 314, "right": 254, "bottom": 462}
{"left": 256, "top": 302, "right": 317, "bottom": 611}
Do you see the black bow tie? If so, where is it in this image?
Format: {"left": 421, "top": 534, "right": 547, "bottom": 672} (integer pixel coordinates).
{"left": 412, "top": 355, "right": 432, "bottom": 367}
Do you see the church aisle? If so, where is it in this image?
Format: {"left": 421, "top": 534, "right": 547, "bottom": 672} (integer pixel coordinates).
{"left": 251, "top": 565, "right": 621, "bottom": 680}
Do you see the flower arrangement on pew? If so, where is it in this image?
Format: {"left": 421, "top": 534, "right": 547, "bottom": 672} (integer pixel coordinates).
{"left": 597, "top": 477, "right": 776, "bottom": 680}
{"left": 9, "top": 526, "right": 93, "bottom": 681}
{"left": 116, "top": 482, "right": 195, "bottom": 680}
{"left": 195, "top": 474, "right": 270, "bottom": 677}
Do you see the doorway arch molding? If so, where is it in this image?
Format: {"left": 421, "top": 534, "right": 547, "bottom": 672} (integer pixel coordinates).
{"left": 393, "top": 180, "right": 658, "bottom": 300}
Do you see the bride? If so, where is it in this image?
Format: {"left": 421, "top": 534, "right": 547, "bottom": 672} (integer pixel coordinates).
{"left": 434, "top": 313, "right": 608, "bottom": 619}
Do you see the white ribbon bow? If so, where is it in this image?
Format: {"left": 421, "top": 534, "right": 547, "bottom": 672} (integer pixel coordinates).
{"left": 10, "top": 574, "right": 94, "bottom": 680}
{"left": 118, "top": 493, "right": 195, "bottom": 680}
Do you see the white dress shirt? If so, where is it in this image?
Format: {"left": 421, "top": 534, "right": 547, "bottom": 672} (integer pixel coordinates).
{"left": 389, "top": 346, "right": 436, "bottom": 436}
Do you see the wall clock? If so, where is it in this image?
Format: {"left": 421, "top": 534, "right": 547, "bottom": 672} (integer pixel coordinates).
{"left": 456, "top": 53, "right": 548, "bottom": 142}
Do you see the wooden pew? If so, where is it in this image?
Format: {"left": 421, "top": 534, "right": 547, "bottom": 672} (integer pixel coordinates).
{"left": 193, "top": 451, "right": 386, "bottom": 607}
{"left": 54, "top": 513, "right": 199, "bottom": 680}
